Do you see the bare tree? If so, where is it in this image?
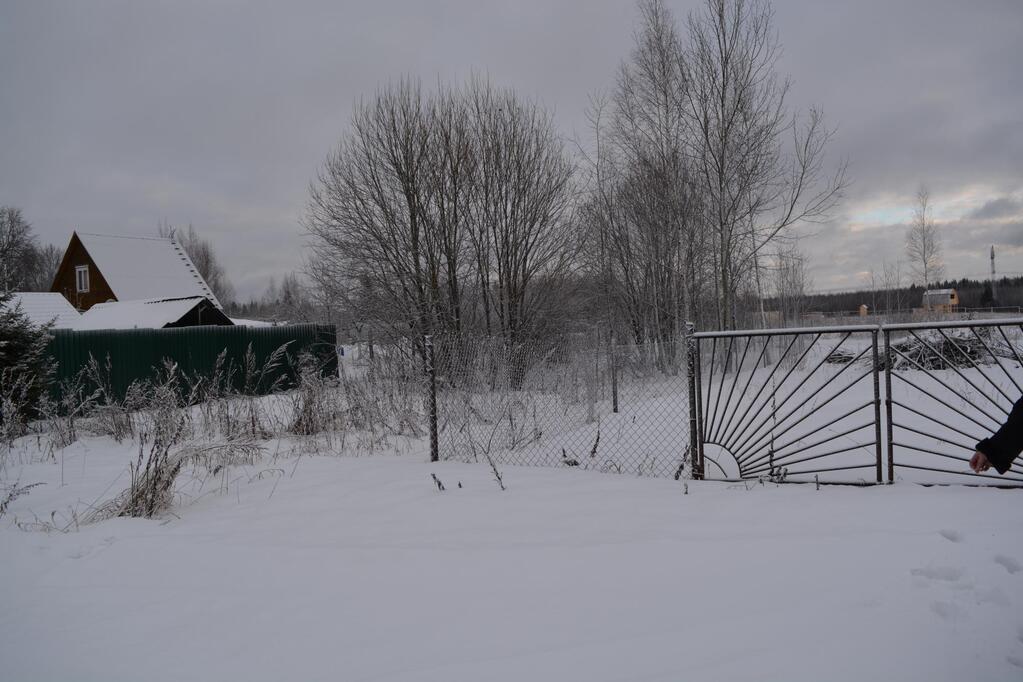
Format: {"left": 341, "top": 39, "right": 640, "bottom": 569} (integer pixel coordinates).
{"left": 905, "top": 187, "right": 944, "bottom": 289}
{"left": 581, "top": 0, "right": 708, "bottom": 363}
{"left": 305, "top": 77, "right": 576, "bottom": 346}
{"left": 0, "top": 207, "right": 38, "bottom": 291}
{"left": 681, "top": 0, "right": 846, "bottom": 329}
{"left": 270, "top": 272, "right": 313, "bottom": 322}
{"left": 23, "top": 243, "right": 63, "bottom": 292}
{"left": 157, "top": 222, "right": 236, "bottom": 305}
{"left": 466, "top": 78, "right": 576, "bottom": 343}
{"left": 307, "top": 79, "right": 448, "bottom": 343}
{"left": 880, "top": 259, "right": 904, "bottom": 313}
{"left": 772, "top": 244, "right": 812, "bottom": 324}
{"left": 582, "top": 0, "right": 844, "bottom": 335}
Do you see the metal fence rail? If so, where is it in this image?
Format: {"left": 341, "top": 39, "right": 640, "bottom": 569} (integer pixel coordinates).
{"left": 689, "top": 325, "right": 882, "bottom": 483}
{"left": 883, "top": 318, "right": 1023, "bottom": 484}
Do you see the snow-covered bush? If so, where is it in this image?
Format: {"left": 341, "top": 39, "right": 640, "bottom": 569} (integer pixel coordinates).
{"left": 0, "top": 291, "right": 56, "bottom": 445}
{"left": 36, "top": 371, "right": 99, "bottom": 453}
{"left": 84, "top": 355, "right": 145, "bottom": 443}
{"left": 289, "top": 353, "right": 341, "bottom": 436}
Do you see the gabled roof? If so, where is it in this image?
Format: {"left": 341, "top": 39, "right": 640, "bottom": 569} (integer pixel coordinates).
{"left": 4, "top": 292, "right": 81, "bottom": 329}
{"left": 75, "top": 296, "right": 232, "bottom": 330}
{"left": 75, "top": 232, "right": 222, "bottom": 308}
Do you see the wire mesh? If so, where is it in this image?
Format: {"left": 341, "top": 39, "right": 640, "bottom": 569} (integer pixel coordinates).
{"left": 432, "top": 333, "right": 691, "bottom": 478}
{"left": 336, "top": 339, "right": 431, "bottom": 442}
{"left": 338, "top": 321, "right": 1023, "bottom": 487}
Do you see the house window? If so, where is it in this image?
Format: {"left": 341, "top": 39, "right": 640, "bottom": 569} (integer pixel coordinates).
{"left": 75, "top": 265, "right": 90, "bottom": 293}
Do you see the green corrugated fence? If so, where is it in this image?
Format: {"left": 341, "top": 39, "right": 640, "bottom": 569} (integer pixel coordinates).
{"left": 47, "top": 324, "right": 338, "bottom": 400}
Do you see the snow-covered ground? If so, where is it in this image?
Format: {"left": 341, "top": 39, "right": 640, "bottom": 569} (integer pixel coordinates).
{"left": 2, "top": 437, "right": 1022, "bottom": 681}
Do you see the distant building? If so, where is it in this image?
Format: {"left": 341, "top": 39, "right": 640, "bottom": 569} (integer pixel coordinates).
{"left": 922, "top": 288, "right": 959, "bottom": 312}
{"left": 51, "top": 232, "right": 221, "bottom": 312}
{"left": 3, "top": 292, "right": 81, "bottom": 329}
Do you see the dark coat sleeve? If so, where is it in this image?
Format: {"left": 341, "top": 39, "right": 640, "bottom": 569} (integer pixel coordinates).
{"left": 976, "top": 396, "right": 1023, "bottom": 475}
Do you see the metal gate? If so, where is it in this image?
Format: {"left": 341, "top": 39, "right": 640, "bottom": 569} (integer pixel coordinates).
{"left": 688, "top": 325, "right": 883, "bottom": 483}
{"left": 688, "top": 319, "right": 1023, "bottom": 485}
{"left": 882, "top": 319, "right": 1023, "bottom": 484}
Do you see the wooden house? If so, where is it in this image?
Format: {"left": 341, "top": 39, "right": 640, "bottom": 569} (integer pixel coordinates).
{"left": 51, "top": 232, "right": 222, "bottom": 312}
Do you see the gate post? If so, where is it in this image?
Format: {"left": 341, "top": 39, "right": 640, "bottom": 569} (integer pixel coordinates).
{"left": 871, "top": 329, "right": 883, "bottom": 483}
{"left": 686, "top": 322, "right": 704, "bottom": 480}
{"left": 883, "top": 328, "right": 894, "bottom": 483}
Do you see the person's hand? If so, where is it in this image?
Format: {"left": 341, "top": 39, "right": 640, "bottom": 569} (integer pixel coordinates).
{"left": 970, "top": 451, "right": 991, "bottom": 473}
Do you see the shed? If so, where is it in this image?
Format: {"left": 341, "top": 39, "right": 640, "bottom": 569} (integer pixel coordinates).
{"left": 3, "top": 292, "right": 81, "bottom": 329}
{"left": 75, "top": 297, "right": 233, "bottom": 331}
{"left": 922, "top": 289, "right": 959, "bottom": 312}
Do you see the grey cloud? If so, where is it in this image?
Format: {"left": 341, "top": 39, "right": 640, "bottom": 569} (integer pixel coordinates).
{"left": 965, "top": 197, "right": 1023, "bottom": 221}
{"left": 803, "top": 223, "right": 905, "bottom": 291}
{"left": 2, "top": 0, "right": 1022, "bottom": 297}
{"left": 946, "top": 219, "right": 1022, "bottom": 248}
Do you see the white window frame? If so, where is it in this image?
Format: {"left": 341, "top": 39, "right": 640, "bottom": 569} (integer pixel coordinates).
{"left": 75, "top": 265, "right": 90, "bottom": 293}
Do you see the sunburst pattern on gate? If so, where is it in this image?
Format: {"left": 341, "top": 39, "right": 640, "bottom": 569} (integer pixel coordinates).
{"left": 689, "top": 326, "right": 883, "bottom": 483}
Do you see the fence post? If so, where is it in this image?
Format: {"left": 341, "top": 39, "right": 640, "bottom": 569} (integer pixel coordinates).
{"left": 610, "top": 329, "right": 619, "bottom": 414}
{"left": 871, "top": 329, "right": 883, "bottom": 483}
{"left": 424, "top": 334, "right": 439, "bottom": 463}
{"left": 883, "top": 328, "right": 894, "bottom": 483}
{"left": 686, "top": 322, "right": 703, "bottom": 480}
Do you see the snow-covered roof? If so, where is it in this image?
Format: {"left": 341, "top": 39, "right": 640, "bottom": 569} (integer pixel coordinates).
{"left": 924, "top": 289, "right": 955, "bottom": 295}
{"left": 75, "top": 297, "right": 217, "bottom": 330}
{"left": 4, "top": 292, "right": 81, "bottom": 328}
{"left": 230, "top": 317, "right": 276, "bottom": 327}
{"left": 76, "top": 232, "right": 222, "bottom": 309}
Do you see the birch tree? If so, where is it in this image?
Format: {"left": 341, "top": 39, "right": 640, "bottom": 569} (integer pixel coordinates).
{"left": 584, "top": 0, "right": 708, "bottom": 358}
{"left": 681, "top": 0, "right": 845, "bottom": 329}
{"left": 905, "top": 187, "right": 944, "bottom": 289}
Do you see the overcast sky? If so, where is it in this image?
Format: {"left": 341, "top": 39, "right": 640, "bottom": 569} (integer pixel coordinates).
{"left": 1, "top": 0, "right": 1021, "bottom": 299}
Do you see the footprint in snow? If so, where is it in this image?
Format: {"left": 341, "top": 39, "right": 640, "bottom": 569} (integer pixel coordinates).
{"left": 938, "top": 529, "right": 962, "bottom": 543}
{"left": 66, "top": 536, "right": 116, "bottom": 560}
{"left": 1008, "top": 656, "right": 1023, "bottom": 669}
{"left": 994, "top": 555, "right": 1021, "bottom": 575}
{"left": 972, "top": 587, "right": 1009, "bottom": 607}
{"left": 911, "top": 566, "right": 964, "bottom": 582}
{"left": 930, "top": 601, "right": 966, "bottom": 621}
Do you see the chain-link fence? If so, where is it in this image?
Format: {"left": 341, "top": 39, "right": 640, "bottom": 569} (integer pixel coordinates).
{"left": 338, "top": 320, "right": 1023, "bottom": 487}
{"left": 428, "top": 333, "right": 691, "bottom": 478}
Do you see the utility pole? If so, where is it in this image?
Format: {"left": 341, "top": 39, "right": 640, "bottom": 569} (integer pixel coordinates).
{"left": 990, "top": 245, "right": 997, "bottom": 304}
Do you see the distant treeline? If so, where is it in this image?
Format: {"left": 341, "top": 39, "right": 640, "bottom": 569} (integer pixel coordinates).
{"left": 794, "top": 276, "right": 1023, "bottom": 315}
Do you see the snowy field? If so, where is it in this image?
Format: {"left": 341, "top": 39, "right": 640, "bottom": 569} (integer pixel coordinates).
{"left": 2, "top": 437, "right": 1022, "bottom": 682}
